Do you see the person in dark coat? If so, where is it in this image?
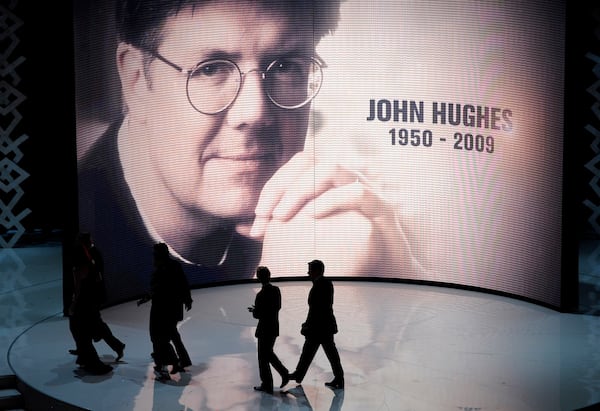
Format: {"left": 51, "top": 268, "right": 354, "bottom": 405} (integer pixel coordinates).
{"left": 248, "top": 266, "right": 289, "bottom": 393}
{"left": 68, "top": 232, "right": 126, "bottom": 363}
{"left": 138, "top": 242, "right": 193, "bottom": 381}
{"left": 69, "top": 232, "right": 119, "bottom": 375}
{"left": 287, "top": 259, "right": 344, "bottom": 389}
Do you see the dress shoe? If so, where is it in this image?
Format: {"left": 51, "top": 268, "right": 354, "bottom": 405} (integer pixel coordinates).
{"left": 324, "top": 379, "right": 344, "bottom": 389}
{"left": 253, "top": 385, "right": 273, "bottom": 394}
{"left": 115, "top": 344, "right": 125, "bottom": 361}
{"left": 280, "top": 372, "right": 290, "bottom": 388}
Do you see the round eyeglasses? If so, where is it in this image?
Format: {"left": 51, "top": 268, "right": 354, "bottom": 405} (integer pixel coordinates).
{"left": 147, "top": 50, "right": 325, "bottom": 115}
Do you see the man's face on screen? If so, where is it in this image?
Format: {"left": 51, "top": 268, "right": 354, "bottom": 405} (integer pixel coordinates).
{"left": 125, "top": 2, "right": 313, "bottom": 221}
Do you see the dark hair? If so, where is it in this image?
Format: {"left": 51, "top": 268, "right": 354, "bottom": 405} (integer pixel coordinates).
{"left": 77, "top": 232, "right": 92, "bottom": 244}
{"left": 256, "top": 266, "right": 271, "bottom": 282}
{"left": 153, "top": 242, "right": 169, "bottom": 259}
{"left": 116, "top": 0, "right": 342, "bottom": 52}
{"left": 308, "top": 259, "right": 325, "bottom": 274}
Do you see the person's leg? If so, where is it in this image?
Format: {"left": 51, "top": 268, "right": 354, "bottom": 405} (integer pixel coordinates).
{"left": 149, "top": 311, "right": 174, "bottom": 380}
{"left": 152, "top": 339, "right": 177, "bottom": 366}
{"left": 68, "top": 315, "right": 80, "bottom": 356}
{"left": 291, "top": 337, "right": 320, "bottom": 383}
{"left": 96, "top": 316, "right": 125, "bottom": 359}
{"left": 151, "top": 331, "right": 178, "bottom": 381}
{"left": 151, "top": 340, "right": 174, "bottom": 380}
{"left": 71, "top": 315, "right": 90, "bottom": 365}
{"left": 73, "top": 314, "right": 112, "bottom": 374}
{"left": 256, "top": 336, "right": 274, "bottom": 391}
{"left": 322, "top": 335, "right": 344, "bottom": 388}
{"left": 268, "top": 337, "right": 289, "bottom": 383}
{"left": 171, "top": 328, "right": 191, "bottom": 367}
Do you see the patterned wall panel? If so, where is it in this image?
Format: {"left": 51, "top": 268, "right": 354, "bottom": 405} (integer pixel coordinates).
{"left": 585, "top": 52, "right": 600, "bottom": 234}
{"left": 0, "top": 2, "right": 30, "bottom": 248}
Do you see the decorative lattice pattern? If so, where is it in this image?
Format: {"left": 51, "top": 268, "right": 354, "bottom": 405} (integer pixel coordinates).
{"left": 0, "top": 2, "right": 30, "bottom": 248}
{"left": 585, "top": 53, "right": 600, "bottom": 234}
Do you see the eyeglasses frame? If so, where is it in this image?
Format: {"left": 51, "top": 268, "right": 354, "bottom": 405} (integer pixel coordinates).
{"left": 143, "top": 48, "right": 327, "bottom": 115}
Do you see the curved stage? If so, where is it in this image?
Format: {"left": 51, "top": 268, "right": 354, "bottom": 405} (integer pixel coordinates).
{"left": 8, "top": 281, "right": 600, "bottom": 411}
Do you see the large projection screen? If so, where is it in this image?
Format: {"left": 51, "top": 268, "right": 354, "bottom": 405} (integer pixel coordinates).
{"left": 74, "top": 0, "right": 566, "bottom": 308}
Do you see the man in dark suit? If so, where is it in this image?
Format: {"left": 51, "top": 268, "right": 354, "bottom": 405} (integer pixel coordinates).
{"left": 138, "top": 243, "right": 193, "bottom": 381}
{"left": 287, "top": 259, "right": 344, "bottom": 389}
{"left": 248, "top": 266, "right": 289, "bottom": 393}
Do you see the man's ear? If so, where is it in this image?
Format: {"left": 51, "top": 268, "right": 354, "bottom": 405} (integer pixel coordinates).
{"left": 116, "top": 42, "right": 146, "bottom": 115}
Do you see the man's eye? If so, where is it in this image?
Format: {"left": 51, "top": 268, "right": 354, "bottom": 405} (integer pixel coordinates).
{"left": 272, "top": 58, "right": 305, "bottom": 76}
{"left": 191, "top": 61, "right": 235, "bottom": 79}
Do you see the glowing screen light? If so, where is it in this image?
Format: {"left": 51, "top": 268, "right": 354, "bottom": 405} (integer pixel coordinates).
{"left": 74, "top": 0, "right": 565, "bottom": 308}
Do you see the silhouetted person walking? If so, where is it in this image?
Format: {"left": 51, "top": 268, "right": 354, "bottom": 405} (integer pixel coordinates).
{"left": 68, "top": 232, "right": 126, "bottom": 361}
{"left": 287, "top": 260, "right": 344, "bottom": 389}
{"left": 248, "top": 266, "right": 289, "bottom": 393}
{"left": 69, "top": 232, "right": 118, "bottom": 375}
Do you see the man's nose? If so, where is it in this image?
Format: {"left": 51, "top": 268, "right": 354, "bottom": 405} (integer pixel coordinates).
{"left": 226, "top": 70, "right": 270, "bottom": 126}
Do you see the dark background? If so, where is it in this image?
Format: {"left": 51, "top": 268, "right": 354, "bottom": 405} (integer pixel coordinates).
{"left": 7, "top": 2, "right": 77, "bottom": 242}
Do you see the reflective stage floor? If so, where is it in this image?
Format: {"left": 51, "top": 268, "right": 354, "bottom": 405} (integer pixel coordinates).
{"left": 3, "top": 245, "right": 600, "bottom": 411}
